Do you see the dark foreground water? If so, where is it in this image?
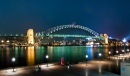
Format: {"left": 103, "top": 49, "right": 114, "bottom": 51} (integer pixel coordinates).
{"left": 0, "top": 45, "right": 129, "bottom": 75}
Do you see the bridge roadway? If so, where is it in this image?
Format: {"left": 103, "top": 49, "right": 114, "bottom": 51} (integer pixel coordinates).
{"left": 36, "top": 34, "right": 102, "bottom": 38}
{"left": 0, "top": 34, "right": 103, "bottom": 38}
{"left": 35, "top": 34, "right": 105, "bottom": 42}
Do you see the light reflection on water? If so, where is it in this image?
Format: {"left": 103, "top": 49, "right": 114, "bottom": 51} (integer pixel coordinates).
{"left": 0, "top": 46, "right": 113, "bottom": 66}
{"left": 27, "top": 46, "right": 35, "bottom": 66}
{"left": 0, "top": 45, "right": 129, "bottom": 74}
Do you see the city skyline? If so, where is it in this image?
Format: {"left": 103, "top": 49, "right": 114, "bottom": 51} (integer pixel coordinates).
{"left": 0, "top": 0, "right": 130, "bottom": 39}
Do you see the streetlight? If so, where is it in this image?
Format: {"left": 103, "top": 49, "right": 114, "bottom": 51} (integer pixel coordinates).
{"left": 127, "top": 49, "right": 129, "bottom": 52}
{"left": 109, "top": 51, "right": 111, "bottom": 54}
{"left": 126, "top": 49, "right": 129, "bottom": 59}
{"left": 127, "top": 49, "right": 130, "bottom": 59}
{"left": 108, "top": 51, "right": 111, "bottom": 59}
{"left": 1, "top": 40, "right": 4, "bottom": 45}
{"left": 6, "top": 40, "right": 10, "bottom": 43}
{"left": 122, "top": 38, "right": 126, "bottom": 53}
{"left": 99, "top": 53, "right": 102, "bottom": 62}
{"left": 85, "top": 55, "right": 88, "bottom": 65}
{"left": 122, "top": 38, "right": 126, "bottom": 61}
{"left": 116, "top": 51, "right": 118, "bottom": 54}
{"left": 12, "top": 57, "right": 15, "bottom": 72}
{"left": 122, "top": 49, "right": 125, "bottom": 57}
{"left": 116, "top": 51, "right": 118, "bottom": 60}
{"left": 122, "top": 50, "right": 124, "bottom": 52}
{"left": 46, "top": 55, "right": 49, "bottom": 67}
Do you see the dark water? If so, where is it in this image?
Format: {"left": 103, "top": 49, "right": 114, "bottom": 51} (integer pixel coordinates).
{"left": 0, "top": 45, "right": 128, "bottom": 75}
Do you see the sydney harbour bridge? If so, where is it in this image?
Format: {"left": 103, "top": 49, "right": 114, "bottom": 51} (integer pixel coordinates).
{"left": 0, "top": 24, "right": 108, "bottom": 46}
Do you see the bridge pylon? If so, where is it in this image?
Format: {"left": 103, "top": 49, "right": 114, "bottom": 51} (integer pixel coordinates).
{"left": 100, "top": 34, "right": 108, "bottom": 45}
{"left": 27, "top": 29, "right": 35, "bottom": 45}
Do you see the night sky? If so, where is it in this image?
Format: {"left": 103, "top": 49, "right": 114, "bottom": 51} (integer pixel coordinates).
{"left": 0, "top": 0, "right": 130, "bottom": 39}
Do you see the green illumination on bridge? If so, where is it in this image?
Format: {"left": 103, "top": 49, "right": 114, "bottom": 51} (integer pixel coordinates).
{"left": 35, "top": 33, "right": 104, "bottom": 39}
{"left": 21, "top": 34, "right": 24, "bottom": 36}
{"left": 16, "top": 34, "right": 18, "bottom": 36}
{"left": 45, "top": 34, "right": 104, "bottom": 39}
{"left": 10, "top": 34, "right": 12, "bottom": 36}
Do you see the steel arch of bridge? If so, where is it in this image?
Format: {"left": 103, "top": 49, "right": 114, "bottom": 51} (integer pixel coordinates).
{"left": 35, "top": 25, "right": 105, "bottom": 40}
{"left": 41, "top": 25, "right": 99, "bottom": 36}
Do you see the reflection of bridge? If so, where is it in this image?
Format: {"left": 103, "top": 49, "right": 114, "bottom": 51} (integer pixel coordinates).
{"left": 0, "top": 24, "right": 108, "bottom": 46}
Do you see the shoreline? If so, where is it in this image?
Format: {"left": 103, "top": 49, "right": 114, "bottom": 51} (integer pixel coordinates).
{"left": 0, "top": 60, "right": 120, "bottom": 76}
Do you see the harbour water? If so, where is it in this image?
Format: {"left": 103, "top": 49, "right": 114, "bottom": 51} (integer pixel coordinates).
{"left": 0, "top": 45, "right": 129, "bottom": 75}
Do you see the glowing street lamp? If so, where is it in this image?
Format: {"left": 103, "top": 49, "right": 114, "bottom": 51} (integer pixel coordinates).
{"left": 99, "top": 53, "right": 102, "bottom": 56}
{"left": 109, "top": 51, "right": 111, "bottom": 54}
{"left": 6, "top": 40, "right": 10, "bottom": 43}
{"left": 116, "top": 50, "right": 119, "bottom": 59}
{"left": 108, "top": 51, "right": 111, "bottom": 59}
{"left": 99, "top": 53, "right": 102, "bottom": 62}
{"left": 122, "top": 50, "right": 124, "bottom": 53}
{"left": 46, "top": 55, "right": 49, "bottom": 67}
{"left": 127, "top": 49, "right": 129, "bottom": 52}
{"left": 127, "top": 49, "right": 130, "bottom": 58}
{"left": 122, "top": 38, "right": 126, "bottom": 52}
{"left": 85, "top": 55, "right": 88, "bottom": 65}
{"left": 122, "top": 38, "right": 127, "bottom": 60}
{"left": 12, "top": 57, "right": 15, "bottom": 72}
{"left": 122, "top": 49, "right": 125, "bottom": 59}
{"left": 116, "top": 51, "right": 118, "bottom": 54}
{"left": 126, "top": 43, "right": 129, "bottom": 46}
{"left": 1, "top": 40, "right": 4, "bottom": 45}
